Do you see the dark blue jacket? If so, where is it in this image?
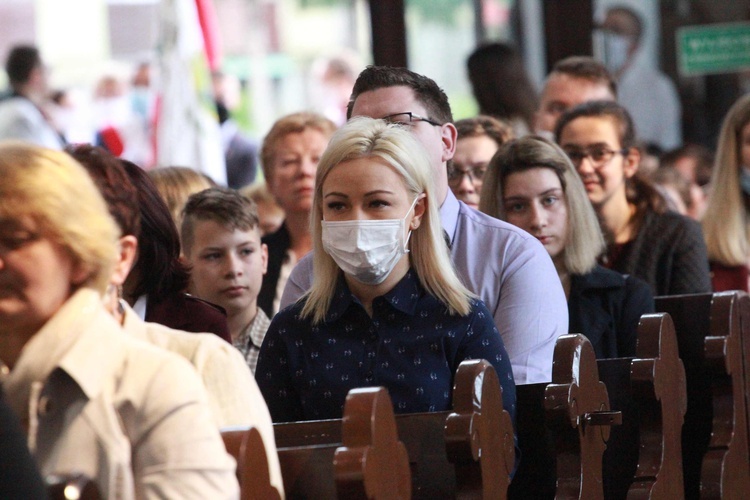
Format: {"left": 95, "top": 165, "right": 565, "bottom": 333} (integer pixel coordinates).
{"left": 568, "top": 265, "right": 654, "bottom": 359}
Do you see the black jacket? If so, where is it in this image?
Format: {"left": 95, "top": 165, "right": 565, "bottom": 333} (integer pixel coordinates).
{"left": 568, "top": 266, "right": 654, "bottom": 359}
{"left": 606, "top": 210, "right": 711, "bottom": 296}
{"left": 258, "top": 222, "right": 291, "bottom": 318}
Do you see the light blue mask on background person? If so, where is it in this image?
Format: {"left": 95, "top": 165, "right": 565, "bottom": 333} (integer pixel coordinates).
{"left": 740, "top": 167, "right": 750, "bottom": 196}
{"left": 593, "top": 30, "right": 632, "bottom": 75}
{"left": 321, "top": 197, "right": 419, "bottom": 285}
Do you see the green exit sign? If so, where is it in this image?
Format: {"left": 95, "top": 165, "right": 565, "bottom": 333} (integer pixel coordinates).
{"left": 677, "top": 22, "right": 750, "bottom": 76}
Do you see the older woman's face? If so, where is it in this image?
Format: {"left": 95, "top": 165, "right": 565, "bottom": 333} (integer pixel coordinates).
{"left": 268, "top": 128, "right": 330, "bottom": 215}
{"left": 0, "top": 219, "right": 85, "bottom": 340}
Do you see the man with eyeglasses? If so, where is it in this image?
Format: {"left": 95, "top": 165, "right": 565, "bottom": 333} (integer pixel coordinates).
{"left": 281, "top": 65, "right": 568, "bottom": 385}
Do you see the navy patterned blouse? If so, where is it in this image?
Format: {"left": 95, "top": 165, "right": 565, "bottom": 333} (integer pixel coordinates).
{"left": 255, "top": 270, "right": 516, "bottom": 424}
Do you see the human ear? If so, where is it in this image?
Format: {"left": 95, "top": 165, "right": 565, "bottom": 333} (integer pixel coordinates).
{"left": 110, "top": 235, "right": 138, "bottom": 286}
{"left": 441, "top": 123, "right": 457, "bottom": 163}
{"left": 623, "top": 147, "right": 640, "bottom": 179}
{"left": 410, "top": 193, "right": 427, "bottom": 230}
{"left": 261, "top": 243, "right": 269, "bottom": 275}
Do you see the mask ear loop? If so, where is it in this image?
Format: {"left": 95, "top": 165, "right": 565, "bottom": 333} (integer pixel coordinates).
{"left": 403, "top": 194, "right": 425, "bottom": 252}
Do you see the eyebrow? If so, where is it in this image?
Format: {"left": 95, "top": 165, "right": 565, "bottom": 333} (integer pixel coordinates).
{"left": 200, "top": 240, "right": 256, "bottom": 252}
{"left": 323, "top": 189, "right": 395, "bottom": 199}
{"left": 503, "top": 188, "right": 562, "bottom": 202}
{"left": 562, "top": 141, "right": 611, "bottom": 149}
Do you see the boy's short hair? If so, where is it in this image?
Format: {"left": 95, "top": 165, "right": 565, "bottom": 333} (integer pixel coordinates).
{"left": 181, "top": 187, "right": 260, "bottom": 255}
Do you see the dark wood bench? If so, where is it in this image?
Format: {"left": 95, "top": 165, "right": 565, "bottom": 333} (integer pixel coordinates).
{"left": 224, "top": 387, "right": 410, "bottom": 499}
{"left": 656, "top": 291, "right": 750, "bottom": 499}
{"left": 222, "top": 426, "right": 282, "bottom": 500}
{"left": 599, "top": 312, "right": 687, "bottom": 499}
{"left": 511, "top": 315, "right": 688, "bottom": 500}
{"left": 510, "top": 333, "right": 621, "bottom": 499}
{"left": 273, "top": 359, "right": 515, "bottom": 499}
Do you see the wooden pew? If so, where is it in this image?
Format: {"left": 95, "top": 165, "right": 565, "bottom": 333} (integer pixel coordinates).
{"left": 736, "top": 293, "right": 750, "bottom": 484}
{"left": 510, "top": 333, "right": 622, "bottom": 499}
{"left": 656, "top": 291, "right": 750, "bottom": 499}
{"left": 222, "top": 426, "right": 281, "bottom": 500}
{"left": 273, "top": 359, "right": 515, "bottom": 499}
{"left": 599, "top": 313, "right": 687, "bottom": 499}
{"left": 511, "top": 317, "right": 687, "bottom": 500}
{"left": 545, "top": 334, "right": 622, "bottom": 498}
{"left": 225, "top": 388, "right": 410, "bottom": 499}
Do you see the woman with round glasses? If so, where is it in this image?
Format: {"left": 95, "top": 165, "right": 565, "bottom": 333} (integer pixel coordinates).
{"left": 449, "top": 115, "right": 514, "bottom": 209}
{"left": 255, "top": 117, "right": 516, "bottom": 425}
{"left": 554, "top": 100, "right": 711, "bottom": 295}
{"left": 479, "top": 135, "right": 653, "bottom": 358}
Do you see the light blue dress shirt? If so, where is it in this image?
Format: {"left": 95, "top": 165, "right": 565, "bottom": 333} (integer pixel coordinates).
{"left": 281, "top": 191, "right": 568, "bottom": 384}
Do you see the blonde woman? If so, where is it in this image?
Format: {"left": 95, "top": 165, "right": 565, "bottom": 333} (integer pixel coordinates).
{"left": 148, "top": 165, "right": 215, "bottom": 231}
{"left": 0, "top": 142, "right": 237, "bottom": 499}
{"left": 255, "top": 117, "right": 515, "bottom": 423}
{"left": 702, "top": 94, "right": 750, "bottom": 291}
{"left": 480, "top": 136, "right": 653, "bottom": 358}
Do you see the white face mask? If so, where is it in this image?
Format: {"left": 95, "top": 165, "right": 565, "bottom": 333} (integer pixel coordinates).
{"left": 321, "top": 197, "right": 419, "bottom": 285}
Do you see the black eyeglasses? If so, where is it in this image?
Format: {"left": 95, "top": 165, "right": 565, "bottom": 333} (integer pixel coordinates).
{"left": 447, "top": 164, "right": 487, "bottom": 185}
{"left": 381, "top": 112, "right": 442, "bottom": 127}
{"left": 563, "top": 145, "right": 629, "bottom": 168}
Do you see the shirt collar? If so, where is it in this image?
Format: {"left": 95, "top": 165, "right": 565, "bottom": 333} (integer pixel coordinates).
{"left": 439, "top": 190, "right": 460, "bottom": 247}
{"left": 324, "top": 270, "right": 423, "bottom": 323}
{"left": 248, "top": 309, "right": 271, "bottom": 349}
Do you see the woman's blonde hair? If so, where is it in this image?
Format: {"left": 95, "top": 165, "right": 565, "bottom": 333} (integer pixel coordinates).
{"left": 0, "top": 141, "right": 120, "bottom": 293}
{"left": 702, "top": 94, "right": 750, "bottom": 266}
{"left": 148, "top": 166, "right": 215, "bottom": 230}
{"left": 479, "top": 135, "right": 604, "bottom": 275}
{"left": 301, "top": 117, "right": 474, "bottom": 323}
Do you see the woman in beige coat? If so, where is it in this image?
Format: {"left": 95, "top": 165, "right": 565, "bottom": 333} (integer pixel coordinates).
{"left": 0, "top": 142, "right": 239, "bottom": 499}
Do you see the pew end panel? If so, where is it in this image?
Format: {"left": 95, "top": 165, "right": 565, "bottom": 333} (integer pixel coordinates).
{"left": 221, "top": 426, "right": 282, "bottom": 500}
{"left": 445, "top": 358, "right": 515, "bottom": 499}
{"left": 544, "top": 333, "right": 621, "bottom": 499}
{"left": 656, "top": 291, "right": 750, "bottom": 499}
{"left": 334, "top": 386, "right": 411, "bottom": 500}
{"left": 627, "top": 312, "right": 687, "bottom": 499}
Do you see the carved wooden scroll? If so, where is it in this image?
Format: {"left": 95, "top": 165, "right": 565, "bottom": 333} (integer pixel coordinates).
{"left": 628, "top": 312, "right": 687, "bottom": 498}
{"left": 702, "top": 292, "right": 750, "bottom": 499}
{"left": 221, "top": 426, "right": 282, "bottom": 500}
{"left": 334, "top": 387, "right": 411, "bottom": 499}
{"left": 544, "top": 334, "right": 622, "bottom": 499}
{"left": 738, "top": 293, "right": 750, "bottom": 484}
{"left": 656, "top": 292, "right": 750, "bottom": 499}
{"left": 445, "top": 358, "right": 515, "bottom": 499}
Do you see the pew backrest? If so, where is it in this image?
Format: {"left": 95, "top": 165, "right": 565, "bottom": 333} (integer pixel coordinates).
{"left": 544, "top": 333, "right": 622, "bottom": 499}
{"left": 656, "top": 291, "right": 750, "bottom": 499}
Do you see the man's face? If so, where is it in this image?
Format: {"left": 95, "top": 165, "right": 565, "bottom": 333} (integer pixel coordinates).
{"left": 534, "top": 74, "right": 615, "bottom": 135}
{"left": 185, "top": 220, "right": 267, "bottom": 319}
{"left": 350, "top": 85, "right": 456, "bottom": 203}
